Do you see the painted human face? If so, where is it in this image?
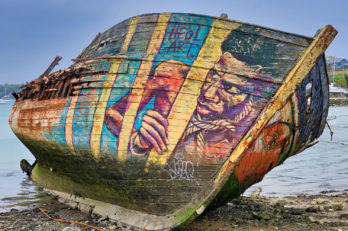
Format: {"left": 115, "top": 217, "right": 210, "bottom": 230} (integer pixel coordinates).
{"left": 197, "top": 52, "right": 251, "bottom": 120}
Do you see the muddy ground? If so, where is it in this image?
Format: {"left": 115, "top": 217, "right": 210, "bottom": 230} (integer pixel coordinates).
{"left": 1, "top": 191, "right": 348, "bottom": 231}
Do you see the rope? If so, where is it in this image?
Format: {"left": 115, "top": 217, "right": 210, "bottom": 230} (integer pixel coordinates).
{"left": 184, "top": 97, "right": 253, "bottom": 151}
{"left": 39, "top": 208, "right": 104, "bottom": 231}
{"left": 326, "top": 121, "right": 334, "bottom": 141}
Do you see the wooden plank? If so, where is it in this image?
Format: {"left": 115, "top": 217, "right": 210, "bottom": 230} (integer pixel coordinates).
{"left": 145, "top": 19, "right": 240, "bottom": 169}
{"left": 117, "top": 13, "right": 172, "bottom": 162}
{"left": 214, "top": 25, "right": 337, "bottom": 184}
{"left": 90, "top": 16, "right": 139, "bottom": 158}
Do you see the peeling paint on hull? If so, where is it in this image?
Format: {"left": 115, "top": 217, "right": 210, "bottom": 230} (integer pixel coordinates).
{"left": 9, "top": 13, "right": 337, "bottom": 230}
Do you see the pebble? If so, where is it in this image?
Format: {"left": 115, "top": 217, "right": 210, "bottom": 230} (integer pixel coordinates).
{"left": 251, "top": 187, "right": 262, "bottom": 198}
{"left": 308, "top": 216, "right": 316, "bottom": 223}
{"left": 260, "top": 214, "right": 271, "bottom": 220}
{"left": 297, "top": 193, "right": 306, "bottom": 198}
{"left": 331, "top": 202, "right": 343, "bottom": 211}
{"left": 107, "top": 224, "right": 118, "bottom": 229}
{"left": 97, "top": 216, "right": 108, "bottom": 223}
{"left": 306, "top": 206, "right": 320, "bottom": 213}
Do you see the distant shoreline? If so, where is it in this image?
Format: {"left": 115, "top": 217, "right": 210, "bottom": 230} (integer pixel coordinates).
{"left": 329, "top": 97, "right": 348, "bottom": 106}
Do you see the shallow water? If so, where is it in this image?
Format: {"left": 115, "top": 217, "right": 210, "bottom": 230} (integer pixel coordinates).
{"left": 0, "top": 102, "right": 39, "bottom": 212}
{"left": 0, "top": 102, "right": 347, "bottom": 212}
{"left": 246, "top": 106, "right": 348, "bottom": 197}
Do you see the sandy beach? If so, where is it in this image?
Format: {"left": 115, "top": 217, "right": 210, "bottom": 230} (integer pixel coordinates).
{"left": 1, "top": 191, "right": 347, "bottom": 231}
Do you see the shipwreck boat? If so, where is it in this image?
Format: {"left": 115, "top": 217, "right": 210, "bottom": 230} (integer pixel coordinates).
{"left": 9, "top": 13, "right": 336, "bottom": 230}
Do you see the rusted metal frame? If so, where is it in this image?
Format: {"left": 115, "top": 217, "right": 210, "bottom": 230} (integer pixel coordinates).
{"left": 214, "top": 25, "right": 337, "bottom": 185}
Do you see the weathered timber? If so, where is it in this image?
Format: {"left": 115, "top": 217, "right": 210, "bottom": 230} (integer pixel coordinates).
{"left": 9, "top": 13, "right": 336, "bottom": 230}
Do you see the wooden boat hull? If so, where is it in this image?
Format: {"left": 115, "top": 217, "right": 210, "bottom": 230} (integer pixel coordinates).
{"left": 9, "top": 13, "right": 336, "bottom": 230}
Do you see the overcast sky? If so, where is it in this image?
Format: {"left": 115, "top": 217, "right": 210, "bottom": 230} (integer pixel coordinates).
{"left": 0, "top": 0, "right": 347, "bottom": 84}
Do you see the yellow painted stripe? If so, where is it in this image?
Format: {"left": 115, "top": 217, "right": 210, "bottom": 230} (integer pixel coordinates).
{"left": 214, "top": 25, "right": 337, "bottom": 183}
{"left": 145, "top": 19, "right": 240, "bottom": 169}
{"left": 65, "top": 95, "right": 79, "bottom": 153}
{"left": 117, "top": 13, "right": 171, "bottom": 162}
{"left": 120, "top": 16, "right": 140, "bottom": 53}
{"left": 90, "top": 16, "right": 139, "bottom": 158}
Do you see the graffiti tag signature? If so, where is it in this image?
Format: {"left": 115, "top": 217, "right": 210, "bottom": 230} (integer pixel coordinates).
{"left": 165, "top": 153, "right": 199, "bottom": 185}
{"left": 163, "top": 23, "right": 202, "bottom": 58}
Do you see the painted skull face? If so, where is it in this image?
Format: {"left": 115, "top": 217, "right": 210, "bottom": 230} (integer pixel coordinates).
{"left": 197, "top": 52, "right": 252, "bottom": 121}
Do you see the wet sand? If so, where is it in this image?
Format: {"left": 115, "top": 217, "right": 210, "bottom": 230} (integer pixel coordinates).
{"left": 1, "top": 191, "right": 348, "bottom": 231}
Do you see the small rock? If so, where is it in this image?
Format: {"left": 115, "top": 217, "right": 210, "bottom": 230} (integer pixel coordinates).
{"left": 316, "top": 199, "right": 325, "bottom": 204}
{"left": 251, "top": 187, "right": 262, "bottom": 198}
{"left": 252, "top": 212, "right": 261, "bottom": 220}
{"left": 308, "top": 216, "right": 316, "bottom": 223}
{"left": 260, "top": 214, "right": 271, "bottom": 220}
{"left": 97, "top": 216, "right": 108, "bottom": 223}
{"left": 100, "top": 220, "right": 109, "bottom": 226}
{"left": 306, "top": 206, "right": 320, "bottom": 213}
{"left": 274, "top": 202, "right": 284, "bottom": 210}
{"left": 318, "top": 219, "right": 324, "bottom": 225}
{"left": 331, "top": 202, "right": 343, "bottom": 211}
{"left": 297, "top": 193, "right": 306, "bottom": 198}
{"left": 328, "top": 209, "right": 334, "bottom": 212}
{"left": 107, "top": 224, "right": 118, "bottom": 230}
{"left": 339, "top": 213, "right": 348, "bottom": 219}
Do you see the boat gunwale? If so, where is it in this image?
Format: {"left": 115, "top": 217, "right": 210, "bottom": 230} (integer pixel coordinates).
{"left": 107, "top": 12, "right": 314, "bottom": 41}
{"left": 80, "top": 12, "right": 314, "bottom": 61}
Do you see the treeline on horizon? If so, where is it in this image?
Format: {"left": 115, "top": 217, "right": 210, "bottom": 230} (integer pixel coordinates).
{"left": 328, "top": 66, "right": 348, "bottom": 88}
{"left": 0, "top": 83, "right": 23, "bottom": 98}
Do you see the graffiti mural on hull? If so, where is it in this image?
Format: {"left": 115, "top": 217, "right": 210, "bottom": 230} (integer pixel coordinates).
{"left": 9, "top": 12, "right": 336, "bottom": 229}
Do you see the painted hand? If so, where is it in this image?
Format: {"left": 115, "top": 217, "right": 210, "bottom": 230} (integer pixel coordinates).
{"left": 131, "top": 109, "right": 169, "bottom": 154}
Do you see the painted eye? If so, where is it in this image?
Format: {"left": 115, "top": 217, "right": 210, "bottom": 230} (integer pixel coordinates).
{"left": 222, "top": 81, "right": 234, "bottom": 91}
{"left": 221, "top": 79, "right": 240, "bottom": 93}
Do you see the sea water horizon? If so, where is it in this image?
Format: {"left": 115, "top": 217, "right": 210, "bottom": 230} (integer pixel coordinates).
{"left": 0, "top": 102, "right": 347, "bottom": 212}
